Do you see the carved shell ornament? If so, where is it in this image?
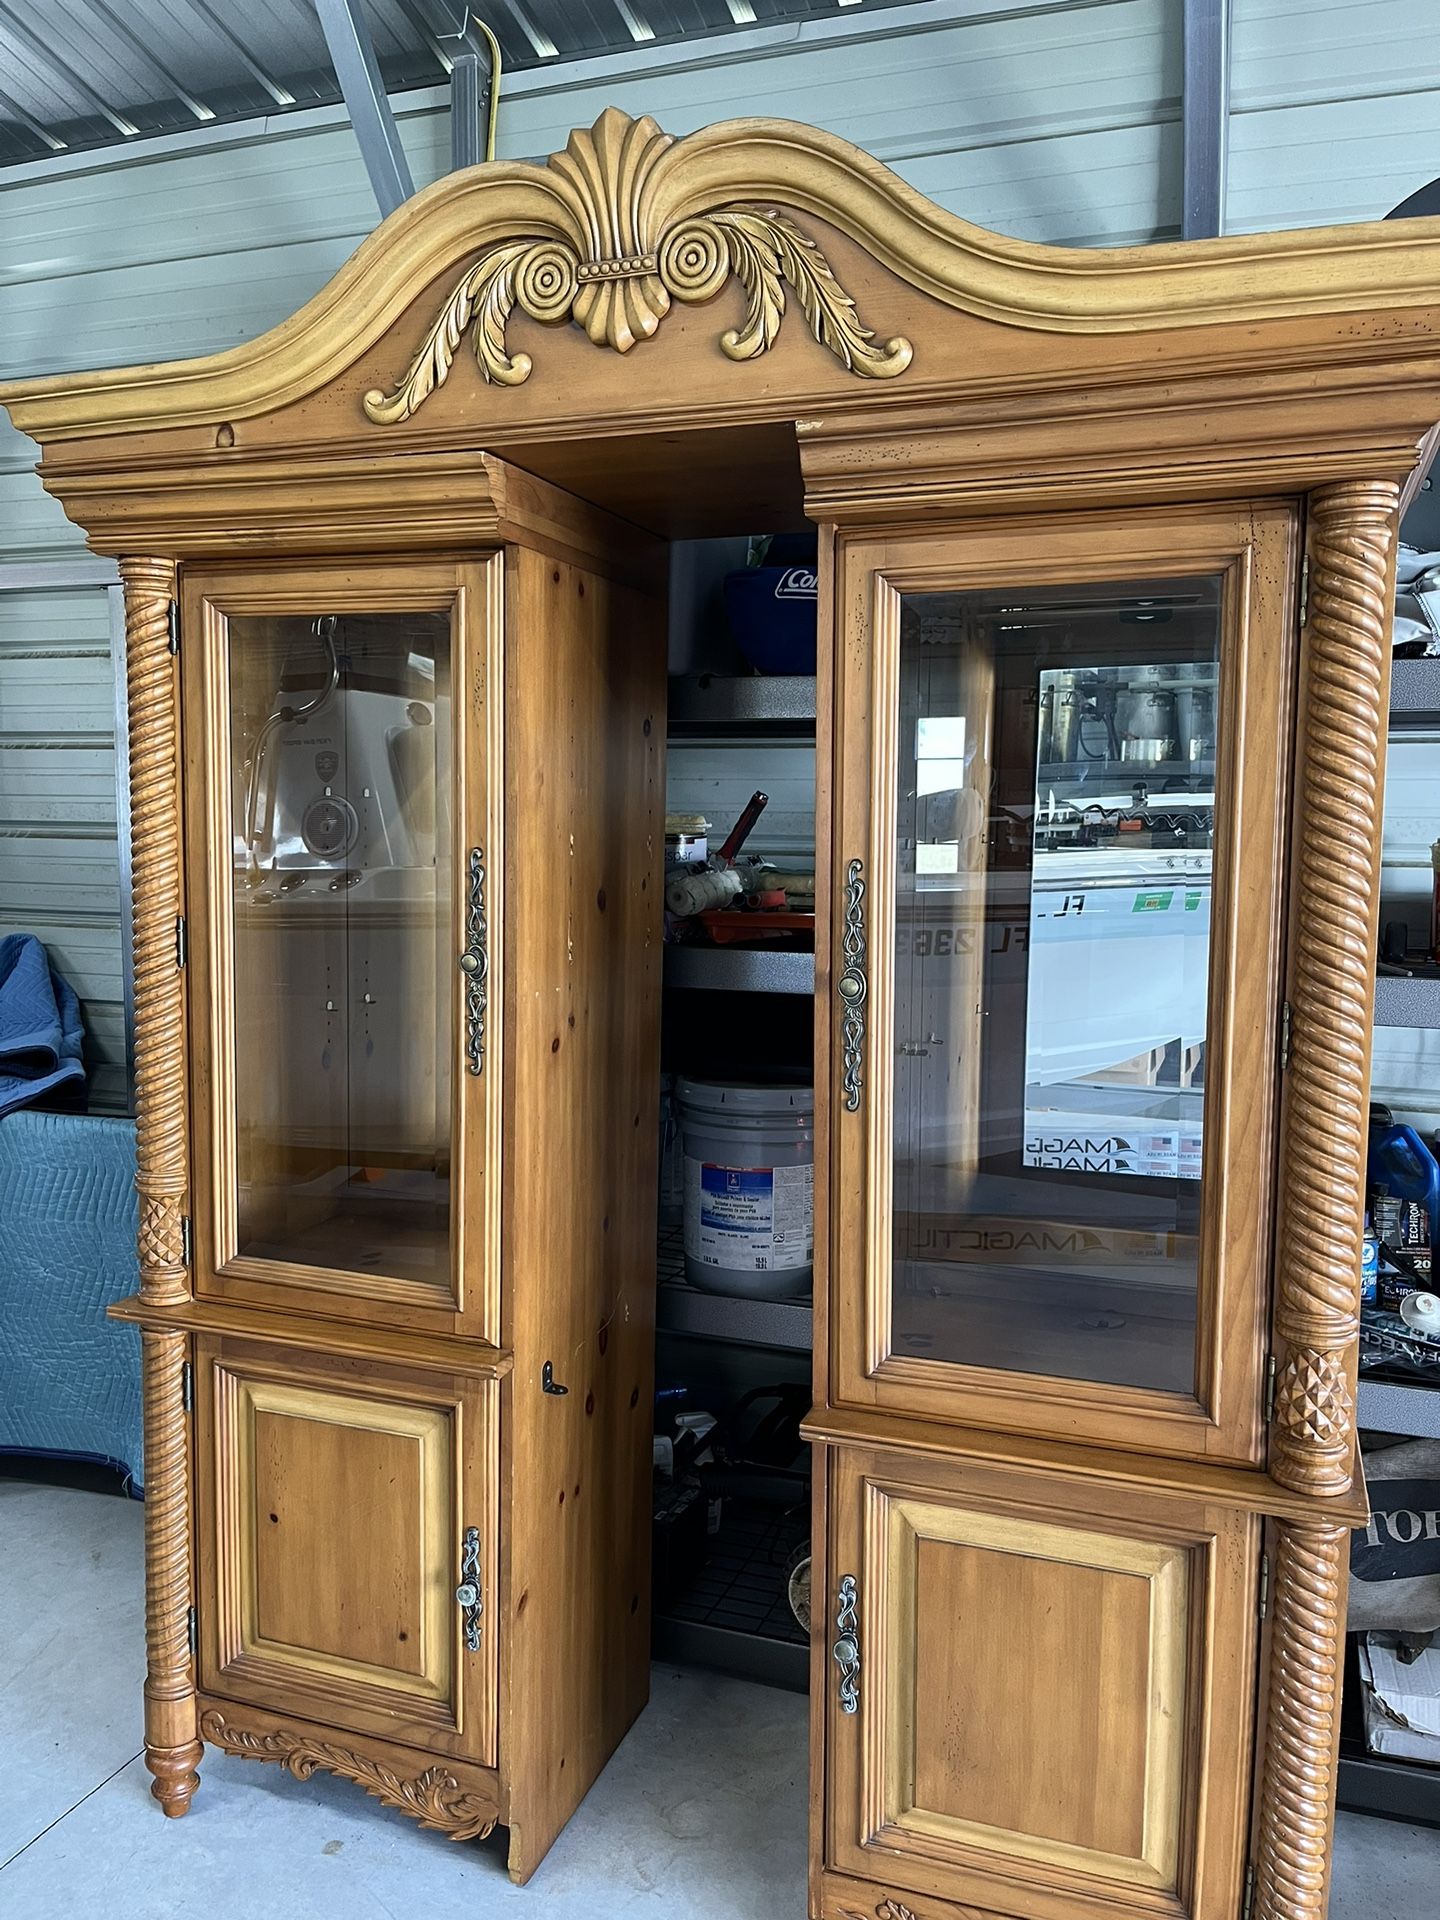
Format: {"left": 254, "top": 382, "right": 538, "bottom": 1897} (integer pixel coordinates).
{"left": 363, "top": 108, "right": 912, "bottom": 423}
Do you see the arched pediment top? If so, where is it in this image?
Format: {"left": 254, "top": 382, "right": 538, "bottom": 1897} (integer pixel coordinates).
{"left": 6, "top": 105, "right": 1440, "bottom": 441}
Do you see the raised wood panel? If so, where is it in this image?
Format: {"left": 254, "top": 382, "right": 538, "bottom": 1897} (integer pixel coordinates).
{"left": 829, "top": 502, "right": 1298, "bottom": 1466}
{"left": 825, "top": 1444, "right": 1260, "bottom": 1920}
{"left": 197, "top": 1336, "right": 496, "bottom": 1764}
{"left": 897, "top": 1508, "right": 1184, "bottom": 1885}
{"left": 249, "top": 1396, "right": 439, "bottom": 1687}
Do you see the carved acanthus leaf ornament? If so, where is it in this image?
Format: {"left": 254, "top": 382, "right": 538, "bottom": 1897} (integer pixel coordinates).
{"left": 200, "top": 1712, "right": 496, "bottom": 1841}
{"left": 364, "top": 109, "right": 912, "bottom": 422}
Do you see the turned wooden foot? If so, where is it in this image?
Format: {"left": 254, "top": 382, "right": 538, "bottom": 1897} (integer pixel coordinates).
{"left": 147, "top": 1739, "right": 202, "bottom": 1816}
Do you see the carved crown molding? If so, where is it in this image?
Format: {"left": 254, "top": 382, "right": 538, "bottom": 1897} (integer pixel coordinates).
{"left": 364, "top": 114, "right": 910, "bottom": 421}
{"left": 7, "top": 107, "right": 1440, "bottom": 442}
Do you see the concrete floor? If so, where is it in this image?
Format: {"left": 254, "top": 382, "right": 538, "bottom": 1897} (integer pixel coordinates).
{"left": 1, "top": 1479, "right": 1436, "bottom": 1919}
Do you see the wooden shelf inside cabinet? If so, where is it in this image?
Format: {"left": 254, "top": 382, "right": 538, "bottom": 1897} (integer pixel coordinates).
{"left": 1374, "top": 974, "right": 1440, "bottom": 1027}
{"left": 655, "top": 1225, "right": 813, "bottom": 1351}
{"left": 664, "top": 946, "right": 815, "bottom": 996}
{"left": 667, "top": 673, "right": 816, "bottom": 733}
{"left": 1389, "top": 655, "right": 1440, "bottom": 719}
{"left": 1357, "top": 1375, "right": 1440, "bottom": 1439}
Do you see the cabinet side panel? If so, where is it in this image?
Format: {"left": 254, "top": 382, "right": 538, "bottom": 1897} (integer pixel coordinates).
{"left": 500, "top": 543, "right": 665, "bottom": 1882}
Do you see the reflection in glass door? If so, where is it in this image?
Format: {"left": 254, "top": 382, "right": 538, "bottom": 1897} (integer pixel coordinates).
{"left": 227, "top": 609, "right": 453, "bottom": 1286}
{"left": 890, "top": 578, "right": 1222, "bottom": 1394}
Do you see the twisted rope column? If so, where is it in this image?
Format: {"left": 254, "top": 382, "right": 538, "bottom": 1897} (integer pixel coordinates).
{"left": 142, "top": 1330, "right": 202, "bottom": 1813}
{"left": 1271, "top": 479, "right": 1397, "bottom": 1497}
{"left": 121, "top": 556, "right": 201, "bottom": 1815}
{"left": 1252, "top": 1522, "right": 1348, "bottom": 1920}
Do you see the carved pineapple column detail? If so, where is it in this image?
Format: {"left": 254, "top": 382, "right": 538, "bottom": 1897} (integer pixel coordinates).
{"left": 1254, "top": 479, "right": 1399, "bottom": 1920}
{"left": 121, "top": 555, "right": 203, "bottom": 1816}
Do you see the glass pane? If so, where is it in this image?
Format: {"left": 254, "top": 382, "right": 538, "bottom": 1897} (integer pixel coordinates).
{"left": 890, "top": 577, "right": 1222, "bottom": 1393}
{"left": 227, "top": 609, "right": 453, "bottom": 1285}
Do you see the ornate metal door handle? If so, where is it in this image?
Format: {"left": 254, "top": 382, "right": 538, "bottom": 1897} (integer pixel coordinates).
{"left": 455, "top": 1525, "right": 483, "bottom": 1653}
{"left": 838, "top": 859, "right": 868, "bottom": 1112}
{"left": 458, "top": 847, "right": 488, "bottom": 1076}
{"left": 833, "top": 1572, "right": 860, "bottom": 1714}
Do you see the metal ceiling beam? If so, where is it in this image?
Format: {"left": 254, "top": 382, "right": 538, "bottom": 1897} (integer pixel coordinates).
{"left": 613, "top": 1, "right": 655, "bottom": 45}
{"left": 0, "top": 0, "right": 140, "bottom": 138}
{"left": 0, "top": 80, "right": 66, "bottom": 152}
{"left": 314, "top": 0, "right": 415, "bottom": 217}
{"left": 187, "top": 0, "right": 296, "bottom": 109}
{"left": 84, "top": 0, "right": 215, "bottom": 123}
{"left": 1181, "top": 0, "right": 1230, "bottom": 240}
{"left": 497, "top": 0, "right": 557, "bottom": 60}
{"left": 392, "top": 0, "right": 456, "bottom": 74}
{"left": 430, "top": 7, "right": 502, "bottom": 171}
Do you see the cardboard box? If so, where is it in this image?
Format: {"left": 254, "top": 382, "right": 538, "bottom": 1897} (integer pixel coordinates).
{"left": 1358, "top": 1635, "right": 1440, "bottom": 1766}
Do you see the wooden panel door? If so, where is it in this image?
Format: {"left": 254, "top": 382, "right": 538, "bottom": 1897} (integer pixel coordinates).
{"left": 182, "top": 556, "right": 504, "bottom": 1339}
{"left": 196, "top": 1334, "right": 497, "bottom": 1764}
{"left": 828, "top": 504, "right": 1299, "bottom": 1464}
{"left": 820, "top": 1445, "right": 1260, "bottom": 1920}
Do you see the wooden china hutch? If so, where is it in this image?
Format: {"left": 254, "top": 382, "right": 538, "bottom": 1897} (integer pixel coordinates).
{"left": 4, "top": 107, "right": 1440, "bottom": 1920}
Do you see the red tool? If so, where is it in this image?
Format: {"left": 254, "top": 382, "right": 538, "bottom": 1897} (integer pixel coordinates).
{"left": 717, "top": 790, "right": 769, "bottom": 865}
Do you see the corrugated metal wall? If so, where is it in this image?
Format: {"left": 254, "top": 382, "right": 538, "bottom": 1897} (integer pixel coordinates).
{"left": 2, "top": 0, "right": 1438, "bottom": 1110}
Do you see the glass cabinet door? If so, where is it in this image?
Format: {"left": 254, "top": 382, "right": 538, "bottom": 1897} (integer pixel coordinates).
{"left": 229, "top": 608, "right": 452, "bottom": 1285}
{"left": 831, "top": 509, "right": 1297, "bottom": 1462}
{"left": 185, "top": 562, "right": 501, "bottom": 1335}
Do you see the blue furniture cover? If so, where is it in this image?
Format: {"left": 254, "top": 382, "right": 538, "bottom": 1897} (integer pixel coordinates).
{"left": 0, "top": 1109, "right": 143, "bottom": 1490}
{"left": 0, "top": 933, "right": 86, "bottom": 1116}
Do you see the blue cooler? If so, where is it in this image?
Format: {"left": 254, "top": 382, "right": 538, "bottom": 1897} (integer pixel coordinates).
{"left": 724, "top": 544, "right": 818, "bottom": 674}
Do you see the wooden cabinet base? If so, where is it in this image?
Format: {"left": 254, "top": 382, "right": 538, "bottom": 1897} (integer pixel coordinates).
{"left": 197, "top": 1698, "right": 500, "bottom": 1842}
{"left": 816, "top": 1872, "right": 1035, "bottom": 1920}
{"left": 818, "top": 1442, "right": 1260, "bottom": 1920}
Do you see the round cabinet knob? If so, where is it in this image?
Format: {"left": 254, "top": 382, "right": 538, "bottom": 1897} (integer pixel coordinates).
{"left": 454, "top": 1581, "right": 479, "bottom": 1608}
{"left": 458, "top": 952, "right": 480, "bottom": 974}
{"left": 837, "top": 971, "right": 863, "bottom": 1003}
{"left": 832, "top": 1633, "right": 858, "bottom": 1666}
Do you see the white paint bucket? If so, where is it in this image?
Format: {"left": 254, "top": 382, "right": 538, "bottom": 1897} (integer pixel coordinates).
{"left": 676, "top": 1078, "right": 813, "bottom": 1298}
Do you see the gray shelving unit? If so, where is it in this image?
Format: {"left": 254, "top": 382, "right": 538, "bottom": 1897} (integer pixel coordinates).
{"left": 667, "top": 672, "right": 816, "bottom": 730}
{"left": 1374, "top": 974, "right": 1440, "bottom": 1028}
{"left": 664, "top": 945, "right": 815, "bottom": 996}
{"left": 1388, "top": 655, "right": 1440, "bottom": 720}
{"left": 656, "top": 672, "right": 819, "bottom": 1691}
{"left": 655, "top": 1225, "right": 813, "bottom": 1352}
{"left": 1341, "top": 635, "right": 1440, "bottom": 1822}
{"left": 1357, "top": 1376, "right": 1440, "bottom": 1440}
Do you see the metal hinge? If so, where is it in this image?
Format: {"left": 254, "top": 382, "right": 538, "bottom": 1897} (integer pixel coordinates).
{"left": 180, "top": 1214, "right": 193, "bottom": 1268}
{"left": 1263, "top": 1352, "right": 1277, "bottom": 1423}
{"left": 1279, "top": 999, "right": 1292, "bottom": 1071}
{"left": 1297, "top": 554, "right": 1310, "bottom": 629}
{"left": 167, "top": 600, "right": 179, "bottom": 654}
{"left": 180, "top": 1360, "right": 193, "bottom": 1414}
{"left": 175, "top": 915, "right": 187, "bottom": 969}
{"left": 186, "top": 1605, "right": 197, "bottom": 1657}
{"left": 1242, "top": 1861, "right": 1255, "bottom": 1920}
{"left": 1258, "top": 1552, "right": 1270, "bottom": 1622}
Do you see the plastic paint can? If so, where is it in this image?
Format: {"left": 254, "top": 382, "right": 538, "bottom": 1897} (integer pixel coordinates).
{"left": 676, "top": 1078, "right": 814, "bottom": 1298}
